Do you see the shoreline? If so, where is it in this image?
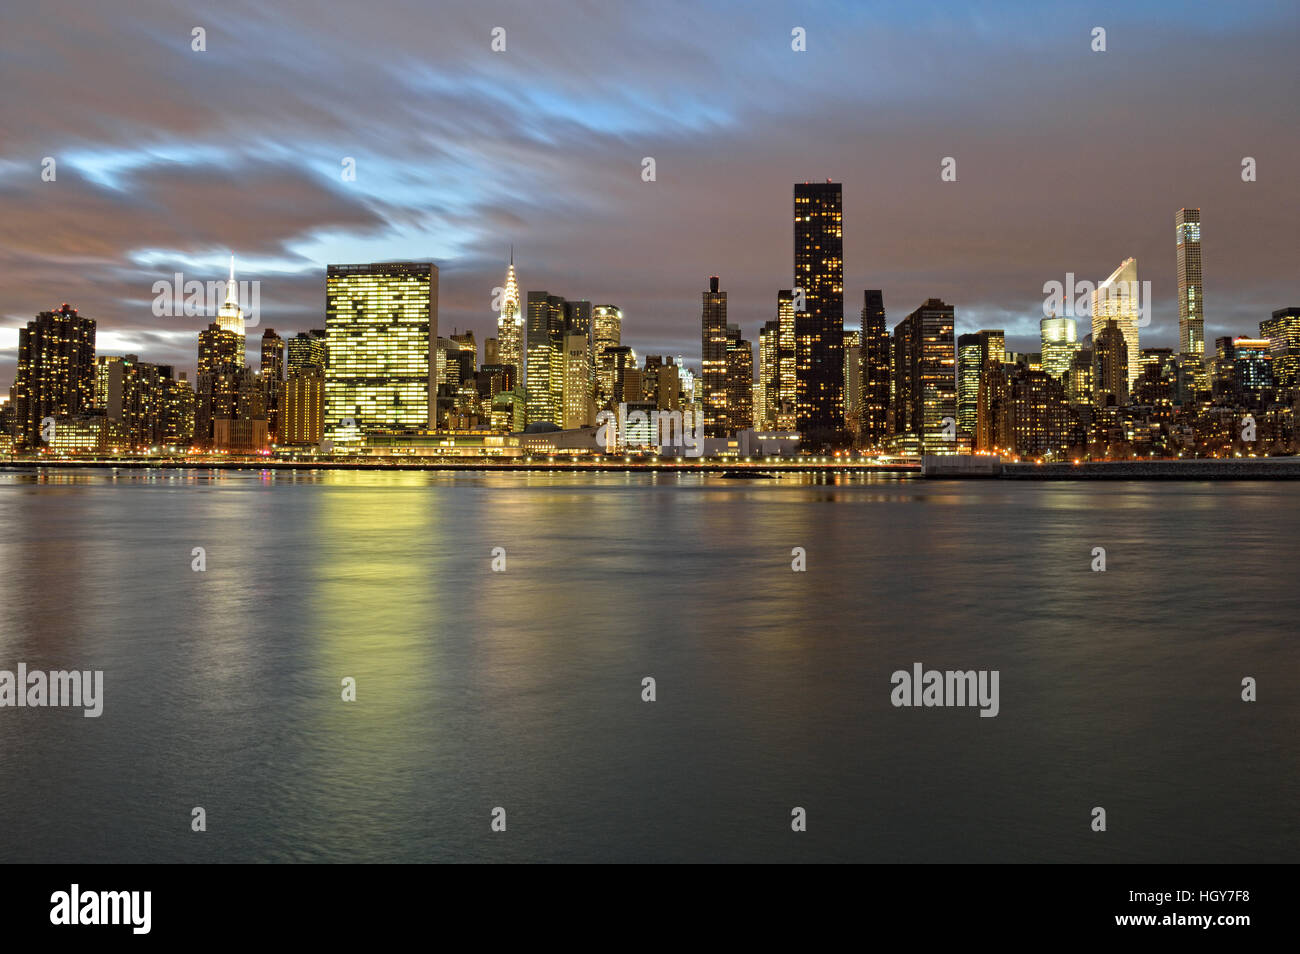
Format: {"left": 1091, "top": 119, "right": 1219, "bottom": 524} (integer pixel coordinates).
{"left": 0, "top": 458, "right": 914, "bottom": 475}
{"left": 1, "top": 457, "right": 1297, "bottom": 479}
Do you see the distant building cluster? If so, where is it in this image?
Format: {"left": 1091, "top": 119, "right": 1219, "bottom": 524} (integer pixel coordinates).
{"left": 3, "top": 198, "right": 1296, "bottom": 461}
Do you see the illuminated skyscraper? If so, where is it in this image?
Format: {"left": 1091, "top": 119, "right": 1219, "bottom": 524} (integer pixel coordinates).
{"left": 287, "top": 330, "right": 327, "bottom": 375}
{"left": 450, "top": 330, "right": 477, "bottom": 370}
{"left": 527, "top": 291, "right": 566, "bottom": 425}
{"left": 161, "top": 372, "right": 196, "bottom": 446}
{"left": 283, "top": 367, "right": 324, "bottom": 446}
{"left": 562, "top": 332, "right": 591, "bottom": 429}
{"left": 1232, "top": 338, "right": 1274, "bottom": 395}
{"left": 566, "top": 300, "right": 593, "bottom": 396}
{"left": 10, "top": 304, "right": 96, "bottom": 449}
{"left": 860, "top": 290, "right": 889, "bottom": 446}
{"left": 701, "top": 276, "right": 728, "bottom": 437}
{"left": 324, "top": 262, "right": 438, "bottom": 444}
{"left": 793, "top": 181, "right": 845, "bottom": 432}
{"left": 94, "top": 354, "right": 166, "bottom": 449}
{"left": 592, "top": 305, "right": 623, "bottom": 403}
{"left": 1040, "top": 315, "right": 1078, "bottom": 381}
{"left": 974, "top": 330, "right": 1007, "bottom": 452}
{"left": 957, "top": 333, "right": 981, "bottom": 437}
{"left": 216, "top": 256, "right": 246, "bottom": 337}
{"left": 199, "top": 323, "right": 243, "bottom": 374}
{"left": 1093, "top": 319, "right": 1129, "bottom": 407}
{"left": 843, "top": 329, "right": 861, "bottom": 426}
{"left": 757, "top": 320, "right": 780, "bottom": 426}
{"left": 1091, "top": 258, "right": 1141, "bottom": 390}
{"left": 1000, "top": 367, "right": 1071, "bottom": 459}
{"left": 260, "top": 329, "right": 284, "bottom": 382}
{"left": 726, "top": 324, "right": 754, "bottom": 433}
{"left": 260, "top": 329, "right": 285, "bottom": 442}
{"left": 978, "top": 329, "right": 1005, "bottom": 369}
{"left": 497, "top": 252, "right": 523, "bottom": 383}
{"left": 1260, "top": 307, "right": 1300, "bottom": 393}
{"left": 1176, "top": 209, "right": 1204, "bottom": 358}
{"left": 776, "top": 289, "right": 797, "bottom": 428}
{"left": 891, "top": 299, "right": 956, "bottom": 454}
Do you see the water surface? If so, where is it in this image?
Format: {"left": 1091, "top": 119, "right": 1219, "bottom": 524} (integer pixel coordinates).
{"left": 0, "top": 470, "right": 1294, "bottom": 862}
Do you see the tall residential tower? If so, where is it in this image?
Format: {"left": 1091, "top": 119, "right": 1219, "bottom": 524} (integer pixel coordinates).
{"left": 793, "top": 182, "right": 845, "bottom": 433}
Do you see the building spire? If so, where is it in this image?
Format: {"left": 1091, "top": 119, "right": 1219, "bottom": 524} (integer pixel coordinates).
{"left": 224, "top": 254, "right": 238, "bottom": 307}
{"left": 510, "top": 243, "right": 514, "bottom": 266}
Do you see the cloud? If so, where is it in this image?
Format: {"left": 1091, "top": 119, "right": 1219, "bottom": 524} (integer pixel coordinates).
{"left": 1, "top": 0, "right": 1296, "bottom": 388}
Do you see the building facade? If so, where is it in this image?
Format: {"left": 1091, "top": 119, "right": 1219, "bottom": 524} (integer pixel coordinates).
{"left": 793, "top": 181, "right": 845, "bottom": 433}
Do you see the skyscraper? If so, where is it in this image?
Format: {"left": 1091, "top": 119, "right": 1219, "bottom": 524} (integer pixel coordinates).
{"left": 562, "top": 332, "right": 591, "bottom": 429}
{"left": 1260, "top": 307, "right": 1300, "bottom": 393}
{"left": 860, "top": 290, "right": 890, "bottom": 446}
{"left": 324, "top": 262, "right": 438, "bottom": 444}
{"left": 1231, "top": 338, "right": 1274, "bottom": 398}
{"left": 998, "top": 367, "right": 1071, "bottom": 460}
{"left": 260, "top": 329, "right": 285, "bottom": 442}
{"left": 892, "top": 299, "right": 956, "bottom": 454}
{"left": 497, "top": 252, "right": 523, "bottom": 384}
{"left": 1176, "top": 209, "right": 1204, "bottom": 358}
{"left": 1093, "top": 319, "right": 1129, "bottom": 407}
{"left": 1040, "top": 315, "right": 1078, "bottom": 381}
{"left": 94, "top": 354, "right": 166, "bottom": 449}
{"left": 282, "top": 367, "right": 324, "bottom": 446}
{"left": 978, "top": 329, "right": 1006, "bottom": 370}
{"left": 957, "top": 333, "right": 981, "bottom": 437}
{"left": 527, "top": 291, "right": 566, "bottom": 425}
{"left": 565, "top": 300, "right": 593, "bottom": 398}
{"left": 260, "top": 329, "right": 284, "bottom": 382}
{"left": 843, "top": 329, "right": 861, "bottom": 427}
{"left": 793, "top": 181, "right": 844, "bottom": 433}
{"left": 450, "top": 330, "right": 477, "bottom": 370}
{"left": 592, "top": 305, "right": 623, "bottom": 403}
{"left": 1091, "top": 258, "right": 1141, "bottom": 390}
{"left": 161, "top": 371, "right": 196, "bottom": 446}
{"left": 199, "top": 323, "right": 243, "bottom": 375}
{"left": 10, "top": 304, "right": 97, "bottom": 449}
{"left": 974, "top": 330, "right": 1007, "bottom": 452}
{"left": 701, "top": 276, "right": 728, "bottom": 437}
{"left": 757, "top": 319, "right": 781, "bottom": 427}
{"left": 726, "top": 324, "right": 755, "bottom": 433}
{"left": 287, "top": 329, "right": 327, "bottom": 375}
{"left": 216, "top": 256, "right": 246, "bottom": 338}
{"left": 776, "top": 290, "right": 797, "bottom": 428}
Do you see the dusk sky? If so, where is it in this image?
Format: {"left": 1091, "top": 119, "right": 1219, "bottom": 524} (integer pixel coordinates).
{"left": 1, "top": 0, "right": 1295, "bottom": 388}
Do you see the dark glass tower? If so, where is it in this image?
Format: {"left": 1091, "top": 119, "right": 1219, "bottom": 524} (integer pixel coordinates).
{"left": 701, "top": 276, "right": 728, "bottom": 437}
{"left": 793, "top": 182, "right": 844, "bottom": 434}
{"left": 860, "top": 289, "right": 889, "bottom": 446}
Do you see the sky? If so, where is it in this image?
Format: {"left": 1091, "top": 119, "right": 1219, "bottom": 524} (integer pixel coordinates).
{"left": 0, "top": 0, "right": 1296, "bottom": 388}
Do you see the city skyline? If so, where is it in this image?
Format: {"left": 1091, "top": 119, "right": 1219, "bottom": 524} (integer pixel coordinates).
{"left": 2, "top": 1, "right": 1296, "bottom": 390}
{"left": 0, "top": 192, "right": 1288, "bottom": 395}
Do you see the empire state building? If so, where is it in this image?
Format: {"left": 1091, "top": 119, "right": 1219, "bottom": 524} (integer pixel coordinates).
{"left": 216, "top": 255, "right": 245, "bottom": 337}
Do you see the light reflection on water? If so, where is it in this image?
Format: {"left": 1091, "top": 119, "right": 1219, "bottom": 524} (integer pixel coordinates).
{"left": 0, "top": 470, "right": 1295, "bottom": 862}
